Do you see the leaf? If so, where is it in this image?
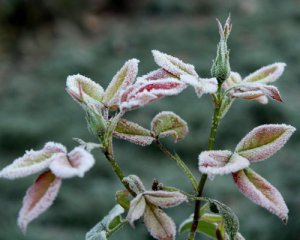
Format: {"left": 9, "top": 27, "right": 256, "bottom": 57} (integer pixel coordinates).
{"left": 119, "top": 78, "right": 187, "bottom": 112}
{"left": 207, "top": 199, "right": 239, "bottom": 240}
{"left": 122, "top": 175, "right": 145, "bottom": 195}
{"left": 137, "top": 68, "right": 174, "bottom": 82}
{"left": 222, "top": 72, "right": 242, "bottom": 90}
{"left": 103, "top": 59, "right": 139, "bottom": 107}
{"left": 144, "top": 204, "right": 176, "bottom": 240}
{"left": 259, "top": 85, "right": 282, "bottom": 102}
{"left": 18, "top": 171, "right": 62, "bottom": 233}
{"left": 181, "top": 74, "right": 218, "bottom": 98}
{"left": 126, "top": 194, "right": 146, "bottom": 227}
{"left": 113, "top": 118, "right": 155, "bottom": 146}
{"left": 152, "top": 50, "right": 198, "bottom": 77}
{"left": 199, "top": 151, "right": 249, "bottom": 179}
{"left": 235, "top": 124, "right": 296, "bottom": 162}
{"left": 201, "top": 213, "right": 223, "bottom": 224}
{"left": 115, "top": 190, "right": 131, "bottom": 210}
{"left": 233, "top": 168, "right": 288, "bottom": 223}
{"left": 49, "top": 147, "right": 95, "bottom": 179}
{"left": 143, "top": 190, "right": 187, "bottom": 208}
{"left": 151, "top": 111, "right": 188, "bottom": 142}
{"left": 243, "top": 63, "right": 286, "bottom": 84}
{"left": 0, "top": 142, "right": 66, "bottom": 179}
{"left": 86, "top": 204, "right": 124, "bottom": 240}
{"left": 66, "top": 74, "right": 104, "bottom": 109}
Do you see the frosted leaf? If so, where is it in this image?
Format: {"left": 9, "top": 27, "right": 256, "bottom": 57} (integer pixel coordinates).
{"left": 103, "top": 59, "right": 139, "bottom": 107}
{"left": 136, "top": 68, "right": 175, "bottom": 83}
{"left": 222, "top": 72, "right": 242, "bottom": 90}
{"left": 66, "top": 74, "right": 104, "bottom": 109}
{"left": 143, "top": 190, "right": 187, "bottom": 208}
{"left": 49, "top": 147, "right": 95, "bottom": 178}
{"left": 243, "top": 63, "right": 286, "bottom": 84}
{"left": 152, "top": 50, "right": 198, "bottom": 77}
{"left": 151, "top": 111, "right": 188, "bottom": 142}
{"left": 144, "top": 205, "right": 176, "bottom": 240}
{"left": 122, "top": 175, "right": 145, "bottom": 195}
{"left": 113, "top": 118, "right": 155, "bottom": 146}
{"left": 181, "top": 74, "right": 218, "bottom": 98}
{"left": 259, "top": 85, "right": 282, "bottom": 102}
{"left": 235, "top": 124, "right": 296, "bottom": 162}
{"left": 198, "top": 151, "right": 249, "bottom": 179}
{"left": 18, "top": 171, "right": 61, "bottom": 233}
{"left": 0, "top": 142, "right": 66, "bottom": 180}
{"left": 126, "top": 194, "right": 146, "bottom": 227}
{"left": 254, "top": 95, "right": 268, "bottom": 104}
{"left": 233, "top": 168, "right": 288, "bottom": 223}
{"left": 120, "top": 78, "right": 187, "bottom": 112}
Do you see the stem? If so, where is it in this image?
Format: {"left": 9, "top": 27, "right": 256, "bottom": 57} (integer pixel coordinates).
{"left": 187, "top": 87, "right": 222, "bottom": 240}
{"left": 156, "top": 140, "right": 198, "bottom": 192}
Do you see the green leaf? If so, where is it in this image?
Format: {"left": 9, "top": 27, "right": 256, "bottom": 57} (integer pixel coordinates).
{"left": 115, "top": 190, "right": 130, "bottom": 210}
{"left": 151, "top": 111, "right": 188, "bottom": 142}
{"left": 207, "top": 199, "right": 239, "bottom": 240}
{"left": 85, "top": 205, "right": 124, "bottom": 240}
{"left": 114, "top": 118, "right": 154, "bottom": 146}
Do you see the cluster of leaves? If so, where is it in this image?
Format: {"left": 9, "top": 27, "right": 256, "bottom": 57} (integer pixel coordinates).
{"left": 0, "top": 16, "right": 296, "bottom": 240}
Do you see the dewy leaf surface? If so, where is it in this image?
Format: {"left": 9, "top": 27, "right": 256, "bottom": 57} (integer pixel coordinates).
{"left": 113, "top": 118, "right": 155, "bottom": 146}
{"left": 233, "top": 168, "right": 288, "bottom": 223}
{"left": 235, "top": 124, "right": 295, "bottom": 162}
{"left": 143, "top": 204, "right": 176, "bottom": 240}
{"left": 18, "top": 171, "right": 61, "bottom": 233}
{"left": 151, "top": 111, "right": 188, "bottom": 141}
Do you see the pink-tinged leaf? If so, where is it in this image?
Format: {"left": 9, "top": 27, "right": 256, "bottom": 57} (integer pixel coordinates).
{"left": 233, "top": 168, "right": 288, "bottom": 223}
{"left": 199, "top": 151, "right": 249, "bottom": 179}
{"left": 137, "top": 68, "right": 175, "bottom": 82}
{"left": 126, "top": 194, "right": 146, "bottom": 227}
{"left": 18, "top": 171, "right": 62, "bottom": 233}
{"left": 122, "top": 175, "right": 145, "bottom": 195}
{"left": 254, "top": 95, "right": 269, "bottom": 104}
{"left": 143, "top": 191, "right": 187, "bottom": 208}
{"left": 181, "top": 74, "right": 218, "bottom": 98}
{"left": 151, "top": 111, "right": 188, "bottom": 142}
{"left": 66, "top": 74, "right": 104, "bottom": 109}
{"left": 144, "top": 205, "right": 176, "bottom": 240}
{"left": 113, "top": 118, "right": 155, "bottom": 146}
{"left": 152, "top": 50, "right": 198, "bottom": 77}
{"left": 0, "top": 142, "right": 66, "bottom": 180}
{"left": 235, "top": 124, "right": 296, "bottom": 162}
{"left": 243, "top": 63, "right": 286, "bottom": 84}
{"left": 103, "top": 59, "right": 139, "bottom": 107}
{"left": 232, "top": 89, "right": 264, "bottom": 100}
{"left": 120, "top": 78, "right": 187, "bottom": 112}
{"left": 222, "top": 72, "right": 242, "bottom": 90}
{"left": 49, "top": 147, "right": 95, "bottom": 179}
{"left": 260, "top": 85, "right": 283, "bottom": 102}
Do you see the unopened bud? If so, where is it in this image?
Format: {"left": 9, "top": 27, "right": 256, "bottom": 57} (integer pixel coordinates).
{"left": 85, "top": 108, "right": 107, "bottom": 138}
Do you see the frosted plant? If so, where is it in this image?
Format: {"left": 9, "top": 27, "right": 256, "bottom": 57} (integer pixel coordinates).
{"left": 0, "top": 15, "right": 296, "bottom": 240}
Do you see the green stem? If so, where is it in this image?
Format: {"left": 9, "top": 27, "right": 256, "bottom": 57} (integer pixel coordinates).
{"left": 187, "top": 87, "right": 222, "bottom": 240}
{"left": 156, "top": 140, "right": 198, "bottom": 192}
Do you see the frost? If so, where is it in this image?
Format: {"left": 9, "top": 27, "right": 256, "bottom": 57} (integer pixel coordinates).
{"left": 198, "top": 151, "right": 249, "bottom": 179}
{"left": 136, "top": 68, "right": 174, "bottom": 82}
{"left": 143, "top": 191, "right": 187, "bottom": 208}
{"left": 0, "top": 142, "right": 66, "bottom": 180}
{"left": 122, "top": 175, "right": 145, "bottom": 195}
{"left": 233, "top": 168, "right": 288, "bottom": 223}
{"left": 18, "top": 171, "right": 62, "bottom": 233}
{"left": 49, "top": 147, "right": 95, "bottom": 178}
{"left": 152, "top": 50, "right": 198, "bottom": 77}
{"left": 126, "top": 194, "right": 146, "bottom": 227}
{"left": 235, "top": 124, "right": 296, "bottom": 162}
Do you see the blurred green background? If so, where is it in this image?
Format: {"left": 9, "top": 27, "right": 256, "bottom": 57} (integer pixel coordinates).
{"left": 0, "top": 0, "right": 299, "bottom": 239}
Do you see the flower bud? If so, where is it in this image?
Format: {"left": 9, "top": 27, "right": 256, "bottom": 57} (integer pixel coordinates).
{"left": 85, "top": 108, "right": 107, "bottom": 138}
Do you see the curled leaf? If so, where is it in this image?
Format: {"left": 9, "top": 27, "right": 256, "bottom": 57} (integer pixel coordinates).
{"left": 233, "top": 168, "right": 288, "bottom": 223}
{"left": 143, "top": 190, "right": 187, "bottom": 208}
{"left": 113, "top": 118, "right": 155, "bottom": 146}
{"left": 137, "top": 68, "right": 174, "bottom": 82}
{"left": 222, "top": 72, "right": 242, "bottom": 90}
{"left": 151, "top": 111, "right": 188, "bottom": 142}
{"left": 199, "top": 151, "right": 249, "bottom": 180}
{"left": 18, "top": 171, "right": 61, "bottom": 233}
{"left": 122, "top": 175, "right": 145, "bottom": 195}
{"left": 49, "top": 147, "right": 95, "bottom": 179}
{"left": 126, "top": 194, "right": 146, "bottom": 227}
{"left": 181, "top": 74, "right": 218, "bottom": 98}
{"left": 235, "top": 124, "right": 296, "bottom": 162}
{"left": 103, "top": 59, "right": 139, "bottom": 107}
{"left": 120, "top": 78, "right": 187, "bottom": 112}
{"left": 144, "top": 204, "right": 176, "bottom": 240}
{"left": 243, "top": 63, "right": 286, "bottom": 84}
{"left": 152, "top": 50, "right": 198, "bottom": 77}
{"left": 0, "top": 142, "right": 66, "bottom": 179}
{"left": 66, "top": 74, "right": 104, "bottom": 109}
